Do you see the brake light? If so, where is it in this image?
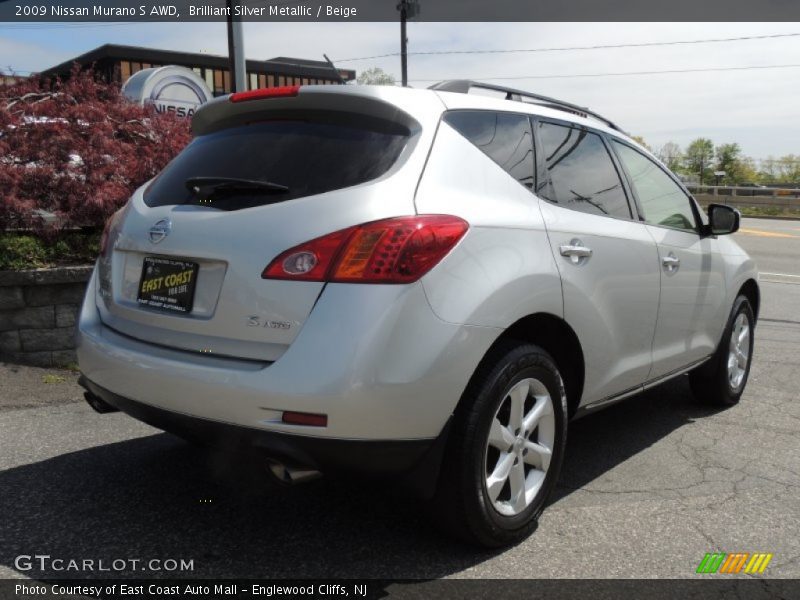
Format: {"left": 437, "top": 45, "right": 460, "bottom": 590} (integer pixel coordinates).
{"left": 262, "top": 215, "right": 469, "bottom": 284}
{"left": 229, "top": 85, "right": 301, "bottom": 103}
{"left": 99, "top": 216, "right": 113, "bottom": 256}
{"left": 282, "top": 411, "right": 328, "bottom": 427}
{"left": 99, "top": 207, "right": 125, "bottom": 257}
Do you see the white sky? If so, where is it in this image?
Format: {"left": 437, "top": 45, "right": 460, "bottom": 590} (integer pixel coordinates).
{"left": 2, "top": 22, "right": 799, "bottom": 160}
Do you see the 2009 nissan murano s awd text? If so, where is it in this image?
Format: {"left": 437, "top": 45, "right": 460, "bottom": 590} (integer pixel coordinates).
{"left": 78, "top": 80, "right": 758, "bottom": 546}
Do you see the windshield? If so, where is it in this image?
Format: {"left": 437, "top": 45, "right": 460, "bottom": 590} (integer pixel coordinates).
{"left": 144, "top": 112, "right": 410, "bottom": 211}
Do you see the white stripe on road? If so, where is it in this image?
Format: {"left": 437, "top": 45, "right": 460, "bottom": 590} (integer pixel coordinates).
{"left": 761, "top": 272, "right": 800, "bottom": 278}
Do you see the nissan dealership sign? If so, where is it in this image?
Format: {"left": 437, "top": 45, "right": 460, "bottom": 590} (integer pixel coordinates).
{"left": 122, "top": 65, "right": 213, "bottom": 118}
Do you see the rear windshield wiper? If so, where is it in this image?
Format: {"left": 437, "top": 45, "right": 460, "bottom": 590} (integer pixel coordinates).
{"left": 185, "top": 176, "right": 289, "bottom": 198}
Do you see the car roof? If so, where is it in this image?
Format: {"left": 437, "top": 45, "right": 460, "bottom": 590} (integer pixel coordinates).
{"left": 193, "top": 82, "right": 646, "bottom": 157}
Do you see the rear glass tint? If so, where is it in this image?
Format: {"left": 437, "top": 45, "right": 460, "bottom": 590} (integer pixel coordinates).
{"left": 537, "top": 122, "right": 631, "bottom": 219}
{"left": 144, "top": 113, "right": 410, "bottom": 210}
{"left": 444, "top": 111, "right": 534, "bottom": 189}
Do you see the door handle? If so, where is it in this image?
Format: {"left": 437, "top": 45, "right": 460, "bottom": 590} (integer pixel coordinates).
{"left": 559, "top": 240, "right": 593, "bottom": 264}
{"left": 662, "top": 253, "right": 680, "bottom": 273}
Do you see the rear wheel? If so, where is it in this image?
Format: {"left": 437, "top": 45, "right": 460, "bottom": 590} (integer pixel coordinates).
{"left": 432, "top": 342, "right": 568, "bottom": 547}
{"left": 689, "top": 295, "right": 755, "bottom": 406}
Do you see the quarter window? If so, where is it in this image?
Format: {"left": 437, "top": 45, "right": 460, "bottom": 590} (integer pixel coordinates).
{"left": 444, "top": 111, "right": 534, "bottom": 189}
{"left": 537, "top": 122, "right": 631, "bottom": 219}
{"left": 612, "top": 141, "right": 697, "bottom": 232}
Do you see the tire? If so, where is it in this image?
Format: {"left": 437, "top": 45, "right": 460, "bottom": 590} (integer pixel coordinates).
{"left": 689, "top": 295, "right": 755, "bottom": 407}
{"left": 431, "top": 342, "right": 568, "bottom": 547}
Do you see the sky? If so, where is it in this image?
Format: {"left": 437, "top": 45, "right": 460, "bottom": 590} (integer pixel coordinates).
{"left": 1, "top": 22, "right": 798, "bottom": 161}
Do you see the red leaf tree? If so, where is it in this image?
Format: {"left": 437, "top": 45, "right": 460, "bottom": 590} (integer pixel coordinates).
{"left": 0, "top": 66, "right": 191, "bottom": 233}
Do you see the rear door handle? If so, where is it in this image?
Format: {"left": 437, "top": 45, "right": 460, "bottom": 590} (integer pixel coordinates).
{"left": 662, "top": 253, "right": 680, "bottom": 273}
{"left": 559, "top": 240, "right": 593, "bottom": 264}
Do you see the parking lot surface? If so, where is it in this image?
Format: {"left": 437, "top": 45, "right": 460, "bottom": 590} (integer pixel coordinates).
{"left": 0, "top": 217, "right": 798, "bottom": 579}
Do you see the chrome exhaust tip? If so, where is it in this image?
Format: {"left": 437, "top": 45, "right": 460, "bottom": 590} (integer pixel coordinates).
{"left": 266, "top": 459, "right": 322, "bottom": 485}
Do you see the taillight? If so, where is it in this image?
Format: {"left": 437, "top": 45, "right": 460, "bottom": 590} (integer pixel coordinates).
{"left": 99, "top": 217, "right": 113, "bottom": 256}
{"left": 99, "top": 209, "right": 122, "bottom": 257}
{"left": 282, "top": 411, "right": 328, "bottom": 427}
{"left": 262, "top": 215, "right": 469, "bottom": 284}
{"left": 229, "top": 85, "right": 301, "bottom": 103}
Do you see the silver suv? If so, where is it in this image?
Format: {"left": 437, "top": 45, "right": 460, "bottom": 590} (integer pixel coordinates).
{"left": 77, "top": 80, "right": 758, "bottom": 547}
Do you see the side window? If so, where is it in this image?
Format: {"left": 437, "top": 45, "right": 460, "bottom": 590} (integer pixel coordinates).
{"left": 444, "top": 111, "right": 534, "bottom": 189}
{"left": 536, "top": 122, "right": 632, "bottom": 219}
{"left": 612, "top": 141, "right": 698, "bottom": 232}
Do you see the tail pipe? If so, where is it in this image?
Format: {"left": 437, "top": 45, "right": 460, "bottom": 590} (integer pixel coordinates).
{"left": 266, "top": 459, "right": 322, "bottom": 485}
{"left": 78, "top": 375, "right": 119, "bottom": 414}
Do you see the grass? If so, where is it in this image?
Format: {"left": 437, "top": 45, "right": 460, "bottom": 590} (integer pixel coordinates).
{"left": 0, "top": 231, "right": 100, "bottom": 271}
{"left": 41, "top": 374, "right": 67, "bottom": 384}
{"left": 737, "top": 206, "right": 800, "bottom": 218}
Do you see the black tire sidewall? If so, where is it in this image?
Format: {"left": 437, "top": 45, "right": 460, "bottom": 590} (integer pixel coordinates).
{"left": 720, "top": 296, "right": 756, "bottom": 402}
{"left": 461, "top": 345, "right": 568, "bottom": 543}
{"left": 692, "top": 295, "right": 755, "bottom": 406}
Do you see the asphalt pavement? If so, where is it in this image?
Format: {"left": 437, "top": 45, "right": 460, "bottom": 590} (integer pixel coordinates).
{"left": 0, "top": 217, "right": 798, "bottom": 580}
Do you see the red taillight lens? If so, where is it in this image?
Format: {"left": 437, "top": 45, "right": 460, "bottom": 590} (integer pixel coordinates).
{"left": 99, "top": 212, "right": 118, "bottom": 256}
{"left": 262, "top": 229, "right": 351, "bottom": 281}
{"left": 229, "top": 85, "right": 301, "bottom": 103}
{"left": 262, "top": 215, "right": 468, "bottom": 284}
{"left": 282, "top": 411, "right": 328, "bottom": 427}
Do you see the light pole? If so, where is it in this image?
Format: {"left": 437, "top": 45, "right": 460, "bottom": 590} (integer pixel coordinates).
{"left": 397, "top": 0, "right": 419, "bottom": 87}
{"left": 226, "top": 0, "right": 246, "bottom": 92}
{"left": 699, "top": 152, "right": 713, "bottom": 186}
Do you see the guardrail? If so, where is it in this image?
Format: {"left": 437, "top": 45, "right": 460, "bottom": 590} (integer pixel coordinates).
{"left": 686, "top": 185, "right": 800, "bottom": 198}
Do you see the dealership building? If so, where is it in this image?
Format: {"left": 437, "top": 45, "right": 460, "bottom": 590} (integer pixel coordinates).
{"left": 39, "top": 43, "right": 356, "bottom": 95}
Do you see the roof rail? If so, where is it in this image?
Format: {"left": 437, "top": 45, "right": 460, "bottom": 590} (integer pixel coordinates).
{"left": 429, "top": 80, "right": 627, "bottom": 135}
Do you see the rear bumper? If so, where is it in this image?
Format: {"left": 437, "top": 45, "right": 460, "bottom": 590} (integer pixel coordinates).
{"left": 80, "top": 376, "right": 441, "bottom": 475}
{"left": 77, "top": 267, "right": 499, "bottom": 441}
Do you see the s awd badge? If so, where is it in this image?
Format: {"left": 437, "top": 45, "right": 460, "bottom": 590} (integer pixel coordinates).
{"left": 247, "top": 316, "right": 291, "bottom": 330}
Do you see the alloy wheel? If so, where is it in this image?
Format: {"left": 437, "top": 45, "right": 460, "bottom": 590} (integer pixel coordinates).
{"left": 728, "top": 312, "right": 751, "bottom": 391}
{"left": 484, "top": 378, "right": 555, "bottom": 517}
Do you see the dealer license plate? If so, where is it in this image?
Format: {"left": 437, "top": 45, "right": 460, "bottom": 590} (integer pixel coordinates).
{"left": 137, "top": 256, "right": 199, "bottom": 314}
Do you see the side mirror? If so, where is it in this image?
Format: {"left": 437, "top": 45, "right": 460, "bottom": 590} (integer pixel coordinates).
{"left": 707, "top": 203, "right": 740, "bottom": 235}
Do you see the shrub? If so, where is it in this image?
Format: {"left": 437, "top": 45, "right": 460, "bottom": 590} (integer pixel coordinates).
{"left": 0, "top": 231, "right": 100, "bottom": 270}
{"left": 0, "top": 65, "right": 191, "bottom": 234}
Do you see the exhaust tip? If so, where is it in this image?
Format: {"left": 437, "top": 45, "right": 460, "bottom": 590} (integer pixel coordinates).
{"left": 83, "top": 391, "right": 119, "bottom": 414}
{"left": 266, "top": 459, "right": 321, "bottom": 485}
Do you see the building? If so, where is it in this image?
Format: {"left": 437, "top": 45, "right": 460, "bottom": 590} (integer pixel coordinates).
{"left": 0, "top": 74, "right": 24, "bottom": 86}
{"left": 39, "top": 44, "right": 356, "bottom": 95}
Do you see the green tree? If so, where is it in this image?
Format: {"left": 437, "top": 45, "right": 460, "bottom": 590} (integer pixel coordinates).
{"left": 737, "top": 156, "right": 759, "bottom": 184}
{"left": 356, "top": 67, "right": 396, "bottom": 86}
{"left": 715, "top": 142, "right": 742, "bottom": 184}
{"left": 684, "top": 138, "right": 715, "bottom": 185}
{"left": 776, "top": 155, "right": 800, "bottom": 184}
{"left": 655, "top": 141, "right": 683, "bottom": 173}
{"left": 757, "top": 157, "right": 780, "bottom": 184}
{"left": 631, "top": 135, "right": 650, "bottom": 151}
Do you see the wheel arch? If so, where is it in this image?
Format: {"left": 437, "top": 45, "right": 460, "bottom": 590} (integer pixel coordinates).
{"left": 738, "top": 278, "right": 760, "bottom": 321}
{"left": 459, "top": 313, "right": 585, "bottom": 420}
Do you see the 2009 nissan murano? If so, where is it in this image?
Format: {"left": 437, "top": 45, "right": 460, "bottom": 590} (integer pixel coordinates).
{"left": 78, "top": 80, "right": 758, "bottom": 546}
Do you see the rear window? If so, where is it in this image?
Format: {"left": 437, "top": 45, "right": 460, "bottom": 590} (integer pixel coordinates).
{"left": 144, "top": 112, "right": 410, "bottom": 210}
